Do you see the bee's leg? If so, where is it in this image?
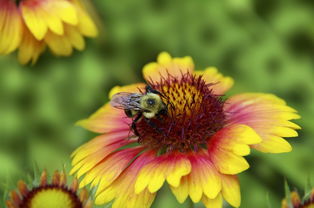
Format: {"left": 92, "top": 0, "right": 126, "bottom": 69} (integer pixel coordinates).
{"left": 133, "top": 113, "right": 142, "bottom": 123}
{"left": 159, "top": 109, "right": 168, "bottom": 116}
{"left": 156, "top": 113, "right": 163, "bottom": 121}
{"left": 131, "top": 121, "right": 139, "bottom": 136}
{"left": 124, "top": 109, "right": 133, "bottom": 118}
{"left": 131, "top": 113, "right": 142, "bottom": 136}
{"left": 155, "top": 109, "right": 167, "bottom": 121}
{"left": 144, "top": 118, "right": 166, "bottom": 136}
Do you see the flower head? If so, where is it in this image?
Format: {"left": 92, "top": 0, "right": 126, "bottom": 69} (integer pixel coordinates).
{"left": 6, "top": 169, "right": 92, "bottom": 208}
{"left": 0, "top": 0, "right": 98, "bottom": 65}
{"left": 282, "top": 188, "right": 314, "bottom": 208}
{"left": 137, "top": 72, "right": 226, "bottom": 152}
{"left": 71, "top": 52, "right": 300, "bottom": 208}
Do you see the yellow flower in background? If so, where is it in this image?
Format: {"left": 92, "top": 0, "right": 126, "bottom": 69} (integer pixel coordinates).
{"left": 282, "top": 188, "right": 314, "bottom": 208}
{"left": 6, "top": 169, "right": 93, "bottom": 208}
{"left": 71, "top": 52, "right": 300, "bottom": 208}
{"left": 0, "top": 0, "right": 98, "bottom": 65}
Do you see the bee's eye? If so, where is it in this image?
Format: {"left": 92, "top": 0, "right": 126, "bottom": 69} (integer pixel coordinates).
{"left": 146, "top": 98, "right": 156, "bottom": 106}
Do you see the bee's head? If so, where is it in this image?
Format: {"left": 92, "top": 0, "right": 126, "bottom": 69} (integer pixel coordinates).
{"left": 141, "top": 93, "right": 166, "bottom": 118}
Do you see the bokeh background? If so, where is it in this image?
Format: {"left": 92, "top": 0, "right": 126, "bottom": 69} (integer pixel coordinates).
{"left": 1, "top": 0, "right": 314, "bottom": 207}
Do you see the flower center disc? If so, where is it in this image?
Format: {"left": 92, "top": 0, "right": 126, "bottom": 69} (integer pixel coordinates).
{"left": 22, "top": 186, "right": 82, "bottom": 208}
{"left": 136, "top": 73, "right": 226, "bottom": 153}
{"left": 303, "top": 199, "right": 314, "bottom": 208}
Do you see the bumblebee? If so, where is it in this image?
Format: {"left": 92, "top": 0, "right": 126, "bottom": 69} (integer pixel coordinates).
{"left": 110, "top": 86, "right": 167, "bottom": 135}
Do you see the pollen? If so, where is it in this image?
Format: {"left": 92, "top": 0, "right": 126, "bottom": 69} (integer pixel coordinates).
{"left": 136, "top": 73, "right": 226, "bottom": 153}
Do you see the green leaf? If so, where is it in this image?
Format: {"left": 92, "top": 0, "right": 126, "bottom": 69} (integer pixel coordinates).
{"left": 266, "top": 192, "right": 272, "bottom": 208}
{"left": 304, "top": 175, "right": 312, "bottom": 196}
{"left": 284, "top": 180, "right": 292, "bottom": 208}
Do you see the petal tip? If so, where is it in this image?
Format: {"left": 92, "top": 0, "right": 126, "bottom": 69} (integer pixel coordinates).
{"left": 157, "top": 52, "right": 172, "bottom": 64}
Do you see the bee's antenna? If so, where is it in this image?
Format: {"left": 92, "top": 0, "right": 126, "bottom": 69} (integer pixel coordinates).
{"left": 145, "top": 85, "right": 153, "bottom": 93}
{"left": 146, "top": 85, "right": 164, "bottom": 97}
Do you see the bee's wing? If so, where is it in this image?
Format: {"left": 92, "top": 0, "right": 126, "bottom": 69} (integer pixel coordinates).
{"left": 110, "top": 92, "right": 133, "bottom": 109}
{"left": 110, "top": 92, "right": 142, "bottom": 110}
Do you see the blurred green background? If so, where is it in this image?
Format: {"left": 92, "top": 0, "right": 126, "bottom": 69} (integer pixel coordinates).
{"left": 0, "top": 0, "right": 313, "bottom": 207}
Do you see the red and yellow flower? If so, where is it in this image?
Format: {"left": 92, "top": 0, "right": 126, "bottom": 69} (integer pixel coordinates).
{"left": 282, "top": 188, "right": 314, "bottom": 208}
{"left": 0, "top": 0, "right": 98, "bottom": 65}
{"left": 6, "top": 169, "right": 92, "bottom": 208}
{"left": 71, "top": 52, "right": 300, "bottom": 208}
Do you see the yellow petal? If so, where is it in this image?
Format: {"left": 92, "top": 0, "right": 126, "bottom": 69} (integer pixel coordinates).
{"left": 91, "top": 148, "right": 142, "bottom": 194}
{"left": 270, "top": 126, "right": 298, "bottom": 137}
{"left": 208, "top": 125, "right": 260, "bottom": 174}
{"left": 157, "top": 52, "right": 172, "bottom": 64}
{"left": 74, "top": 2, "right": 98, "bottom": 37}
{"left": 202, "top": 194, "right": 223, "bottom": 208}
{"left": 170, "top": 152, "right": 221, "bottom": 203}
{"left": 65, "top": 25, "right": 85, "bottom": 50}
{"left": 0, "top": 3, "right": 22, "bottom": 54}
{"left": 170, "top": 178, "right": 189, "bottom": 203}
{"left": 18, "top": 26, "right": 46, "bottom": 65}
{"left": 143, "top": 52, "right": 194, "bottom": 83}
{"left": 195, "top": 159, "right": 221, "bottom": 199}
{"left": 252, "top": 136, "right": 292, "bottom": 153}
{"left": 71, "top": 131, "right": 131, "bottom": 175}
{"left": 211, "top": 148, "right": 249, "bottom": 174}
{"left": 147, "top": 167, "right": 166, "bottom": 193}
{"left": 21, "top": 3, "right": 48, "bottom": 40}
{"left": 51, "top": 0, "right": 78, "bottom": 25}
{"left": 166, "top": 157, "right": 191, "bottom": 187}
{"left": 95, "top": 152, "right": 157, "bottom": 208}
{"left": 281, "top": 199, "right": 289, "bottom": 208}
{"left": 44, "top": 30, "right": 72, "bottom": 56}
{"left": 215, "top": 125, "right": 262, "bottom": 147}
{"left": 290, "top": 191, "right": 302, "bottom": 207}
{"left": 37, "top": 4, "right": 64, "bottom": 35}
{"left": 225, "top": 93, "right": 301, "bottom": 154}
{"left": 95, "top": 186, "right": 115, "bottom": 205}
{"left": 189, "top": 175, "right": 203, "bottom": 203}
{"left": 232, "top": 144, "right": 251, "bottom": 156}
{"left": 76, "top": 103, "right": 131, "bottom": 133}
{"left": 195, "top": 67, "right": 234, "bottom": 95}
{"left": 221, "top": 174, "right": 241, "bottom": 207}
{"left": 135, "top": 154, "right": 191, "bottom": 194}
